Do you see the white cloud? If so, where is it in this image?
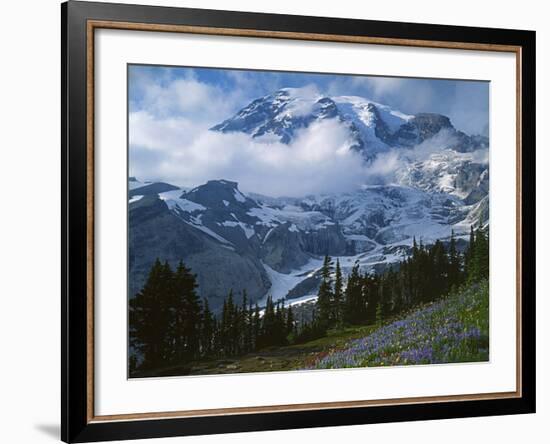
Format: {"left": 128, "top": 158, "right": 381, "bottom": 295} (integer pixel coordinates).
{"left": 130, "top": 116, "right": 369, "bottom": 197}
{"left": 128, "top": 72, "right": 489, "bottom": 196}
{"left": 363, "top": 151, "right": 402, "bottom": 184}
{"left": 353, "top": 76, "right": 407, "bottom": 96}
{"left": 129, "top": 110, "right": 207, "bottom": 151}
{"left": 130, "top": 70, "right": 247, "bottom": 125}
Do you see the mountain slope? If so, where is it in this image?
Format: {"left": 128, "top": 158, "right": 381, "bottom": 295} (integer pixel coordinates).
{"left": 129, "top": 178, "right": 484, "bottom": 311}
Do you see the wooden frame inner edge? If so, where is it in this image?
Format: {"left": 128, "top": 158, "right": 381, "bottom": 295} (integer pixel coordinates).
{"left": 85, "top": 19, "right": 523, "bottom": 423}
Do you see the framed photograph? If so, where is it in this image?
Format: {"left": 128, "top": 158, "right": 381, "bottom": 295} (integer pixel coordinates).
{"left": 62, "top": 1, "right": 535, "bottom": 442}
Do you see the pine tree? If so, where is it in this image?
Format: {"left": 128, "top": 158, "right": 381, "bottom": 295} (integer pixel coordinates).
{"left": 317, "top": 255, "right": 334, "bottom": 329}
{"left": 129, "top": 259, "right": 173, "bottom": 370}
{"left": 286, "top": 304, "right": 295, "bottom": 338}
{"left": 260, "top": 295, "right": 276, "bottom": 348}
{"left": 239, "top": 291, "right": 249, "bottom": 354}
{"left": 410, "top": 237, "right": 420, "bottom": 302}
{"left": 245, "top": 299, "right": 254, "bottom": 353}
{"left": 377, "top": 268, "right": 393, "bottom": 317}
{"left": 375, "top": 301, "right": 384, "bottom": 327}
{"left": 333, "top": 259, "right": 344, "bottom": 324}
{"left": 448, "top": 230, "right": 461, "bottom": 288}
{"left": 432, "top": 240, "right": 449, "bottom": 299}
{"left": 212, "top": 318, "right": 221, "bottom": 358}
{"left": 201, "top": 298, "right": 214, "bottom": 357}
{"left": 275, "top": 301, "right": 286, "bottom": 345}
{"left": 364, "top": 273, "right": 380, "bottom": 324}
{"left": 473, "top": 226, "right": 489, "bottom": 281}
{"left": 220, "top": 291, "right": 237, "bottom": 356}
{"left": 343, "top": 261, "right": 364, "bottom": 324}
{"left": 225, "top": 291, "right": 237, "bottom": 355}
{"left": 252, "top": 303, "right": 261, "bottom": 351}
{"left": 173, "top": 261, "right": 202, "bottom": 361}
{"left": 465, "top": 225, "right": 476, "bottom": 278}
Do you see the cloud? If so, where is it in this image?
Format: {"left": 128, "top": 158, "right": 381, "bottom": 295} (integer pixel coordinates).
{"left": 130, "top": 116, "right": 369, "bottom": 197}
{"left": 362, "top": 151, "right": 402, "bottom": 184}
{"left": 352, "top": 76, "right": 407, "bottom": 96}
{"left": 128, "top": 68, "right": 489, "bottom": 196}
{"left": 129, "top": 110, "right": 206, "bottom": 150}
{"left": 129, "top": 68, "right": 247, "bottom": 125}
{"left": 328, "top": 76, "right": 435, "bottom": 111}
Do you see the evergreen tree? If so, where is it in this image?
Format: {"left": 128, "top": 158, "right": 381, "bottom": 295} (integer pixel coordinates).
{"left": 375, "top": 301, "right": 384, "bottom": 327}
{"left": 431, "top": 240, "right": 449, "bottom": 299}
{"left": 343, "top": 261, "right": 365, "bottom": 324}
{"left": 226, "top": 291, "right": 237, "bottom": 355}
{"left": 220, "top": 291, "right": 237, "bottom": 356}
{"left": 377, "top": 269, "right": 393, "bottom": 318}
{"left": 239, "top": 291, "right": 249, "bottom": 354}
{"left": 364, "top": 273, "right": 380, "bottom": 324}
{"left": 172, "top": 261, "right": 202, "bottom": 361}
{"left": 448, "top": 230, "right": 462, "bottom": 288}
{"left": 333, "top": 259, "right": 344, "bottom": 324}
{"left": 286, "top": 304, "right": 295, "bottom": 338}
{"left": 129, "top": 259, "right": 173, "bottom": 370}
{"left": 212, "top": 318, "right": 221, "bottom": 358}
{"left": 130, "top": 230, "right": 485, "bottom": 369}
{"left": 201, "top": 298, "right": 214, "bottom": 357}
{"left": 260, "top": 295, "right": 276, "bottom": 348}
{"left": 275, "top": 300, "right": 287, "bottom": 345}
{"left": 410, "top": 237, "right": 420, "bottom": 302}
{"left": 465, "top": 225, "right": 476, "bottom": 277}
{"left": 245, "top": 299, "right": 254, "bottom": 353}
{"left": 470, "top": 226, "right": 489, "bottom": 281}
{"left": 252, "top": 303, "right": 261, "bottom": 351}
{"left": 317, "top": 255, "right": 334, "bottom": 329}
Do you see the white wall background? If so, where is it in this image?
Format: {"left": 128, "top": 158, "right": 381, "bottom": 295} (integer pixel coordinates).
{"left": 0, "top": 0, "right": 546, "bottom": 443}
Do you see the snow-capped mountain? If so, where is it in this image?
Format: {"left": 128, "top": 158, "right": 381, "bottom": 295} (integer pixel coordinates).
{"left": 129, "top": 179, "right": 485, "bottom": 312}
{"left": 129, "top": 88, "right": 489, "bottom": 312}
{"left": 396, "top": 148, "right": 489, "bottom": 201}
{"left": 211, "top": 87, "right": 488, "bottom": 158}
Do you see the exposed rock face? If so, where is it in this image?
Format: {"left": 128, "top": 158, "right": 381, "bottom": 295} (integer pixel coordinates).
{"left": 128, "top": 181, "right": 179, "bottom": 198}
{"left": 463, "top": 169, "right": 489, "bottom": 205}
{"left": 260, "top": 223, "right": 310, "bottom": 273}
{"left": 183, "top": 180, "right": 257, "bottom": 214}
{"left": 396, "top": 153, "right": 488, "bottom": 202}
{"left": 129, "top": 194, "right": 271, "bottom": 312}
{"left": 212, "top": 91, "right": 340, "bottom": 144}
{"left": 408, "top": 113, "right": 453, "bottom": 144}
{"left": 286, "top": 273, "right": 322, "bottom": 299}
{"left": 301, "top": 224, "right": 348, "bottom": 256}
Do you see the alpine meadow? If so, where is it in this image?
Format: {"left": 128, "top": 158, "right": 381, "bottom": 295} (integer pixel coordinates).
{"left": 128, "top": 65, "right": 489, "bottom": 378}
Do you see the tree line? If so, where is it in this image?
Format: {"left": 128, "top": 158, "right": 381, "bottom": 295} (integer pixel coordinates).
{"left": 129, "top": 262, "right": 296, "bottom": 372}
{"left": 130, "top": 226, "right": 488, "bottom": 373}
{"left": 310, "top": 226, "right": 488, "bottom": 335}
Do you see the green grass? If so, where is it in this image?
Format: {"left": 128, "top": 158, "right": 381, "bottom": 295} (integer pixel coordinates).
{"left": 308, "top": 280, "right": 489, "bottom": 369}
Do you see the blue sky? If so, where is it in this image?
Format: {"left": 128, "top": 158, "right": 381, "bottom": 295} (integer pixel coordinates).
{"left": 129, "top": 64, "right": 489, "bottom": 136}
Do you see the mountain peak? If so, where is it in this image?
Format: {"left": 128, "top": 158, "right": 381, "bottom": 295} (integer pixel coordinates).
{"left": 206, "top": 179, "right": 238, "bottom": 189}
{"left": 183, "top": 180, "right": 253, "bottom": 209}
{"left": 411, "top": 113, "right": 453, "bottom": 139}
{"left": 276, "top": 86, "right": 320, "bottom": 100}
{"left": 210, "top": 89, "right": 488, "bottom": 157}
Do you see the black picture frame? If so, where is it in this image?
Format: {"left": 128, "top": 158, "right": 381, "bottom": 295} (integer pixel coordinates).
{"left": 62, "top": 1, "right": 536, "bottom": 442}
